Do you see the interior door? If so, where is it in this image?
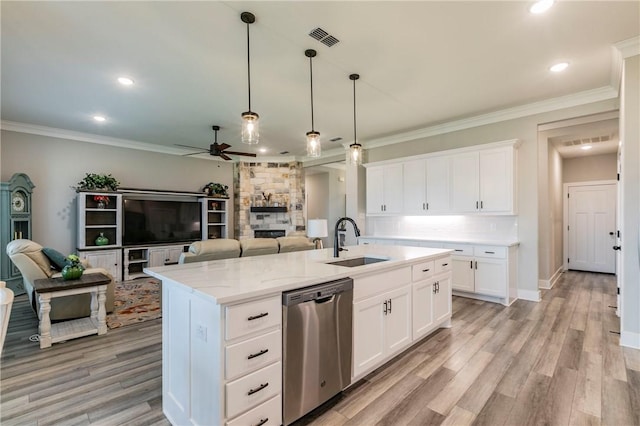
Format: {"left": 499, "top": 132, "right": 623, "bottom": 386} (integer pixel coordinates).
{"left": 568, "top": 183, "right": 616, "bottom": 273}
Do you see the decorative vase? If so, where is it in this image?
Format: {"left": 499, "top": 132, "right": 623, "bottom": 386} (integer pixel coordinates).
{"left": 61, "top": 264, "right": 84, "bottom": 280}
{"left": 95, "top": 232, "right": 109, "bottom": 246}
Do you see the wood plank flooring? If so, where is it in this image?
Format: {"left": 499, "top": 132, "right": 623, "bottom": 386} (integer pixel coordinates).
{"left": 1, "top": 271, "right": 639, "bottom": 425}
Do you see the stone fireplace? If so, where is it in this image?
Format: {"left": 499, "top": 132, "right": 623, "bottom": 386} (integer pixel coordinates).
{"left": 234, "top": 161, "right": 305, "bottom": 239}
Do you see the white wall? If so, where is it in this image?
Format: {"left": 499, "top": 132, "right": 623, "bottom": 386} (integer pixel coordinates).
{"left": 563, "top": 153, "right": 617, "bottom": 183}
{"left": 1, "top": 130, "right": 234, "bottom": 255}
{"left": 550, "top": 146, "right": 564, "bottom": 279}
{"left": 365, "top": 98, "right": 619, "bottom": 299}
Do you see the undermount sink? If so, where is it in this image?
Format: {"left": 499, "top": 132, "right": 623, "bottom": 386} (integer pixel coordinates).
{"left": 327, "top": 256, "right": 389, "bottom": 268}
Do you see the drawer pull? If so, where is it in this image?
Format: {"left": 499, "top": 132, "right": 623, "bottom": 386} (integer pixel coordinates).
{"left": 484, "top": 251, "right": 495, "bottom": 254}
{"left": 454, "top": 249, "right": 464, "bottom": 252}
{"left": 247, "top": 348, "right": 269, "bottom": 360}
{"left": 247, "top": 312, "right": 269, "bottom": 321}
{"left": 422, "top": 268, "right": 430, "bottom": 272}
{"left": 441, "top": 263, "right": 448, "bottom": 267}
{"left": 247, "top": 382, "right": 269, "bottom": 396}
{"left": 253, "top": 418, "right": 269, "bottom": 426}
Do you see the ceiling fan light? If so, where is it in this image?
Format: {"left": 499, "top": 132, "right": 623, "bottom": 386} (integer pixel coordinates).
{"left": 241, "top": 111, "right": 260, "bottom": 144}
{"left": 306, "top": 131, "right": 321, "bottom": 157}
{"left": 349, "top": 143, "right": 362, "bottom": 165}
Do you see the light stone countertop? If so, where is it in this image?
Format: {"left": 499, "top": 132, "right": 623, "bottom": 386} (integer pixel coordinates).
{"left": 144, "top": 245, "right": 451, "bottom": 305}
{"left": 360, "top": 235, "right": 520, "bottom": 247}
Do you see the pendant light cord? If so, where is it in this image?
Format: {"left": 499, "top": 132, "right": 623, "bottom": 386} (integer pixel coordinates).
{"left": 309, "top": 56, "right": 315, "bottom": 131}
{"left": 352, "top": 78, "right": 357, "bottom": 144}
{"left": 246, "top": 22, "right": 252, "bottom": 112}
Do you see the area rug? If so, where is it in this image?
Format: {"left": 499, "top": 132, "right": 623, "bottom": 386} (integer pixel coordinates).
{"left": 106, "top": 278, "right": 161, "bottom": 329}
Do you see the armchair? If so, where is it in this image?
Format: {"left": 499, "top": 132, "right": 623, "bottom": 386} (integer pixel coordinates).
{"left": 6, "top": 239, "right": 115, "bottom": 321}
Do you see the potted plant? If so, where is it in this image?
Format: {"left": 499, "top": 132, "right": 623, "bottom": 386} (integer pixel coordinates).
{"left": 74, "top": 173, "right": 120, "bottom": 192}
{"left": 202, "top": 182, "right": 229, "bottom": 198}
{"left": 61, "top": 254, "right": 84, "bottom": 280}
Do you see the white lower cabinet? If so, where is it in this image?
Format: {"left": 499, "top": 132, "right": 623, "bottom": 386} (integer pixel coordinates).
{"left": 353, "top": 285, "right": 411, "bottom": 378}
{"left": 78, "top": 249, "right": 121, "bottom": 282}
{"left": 412, "top": 259, "right": 452, "bottom": 341}
{"left": 148, "top": 245, "right": 184, "bottom": 267}
{"left": 226, "top": 395, "right": 281, "bottom": 426}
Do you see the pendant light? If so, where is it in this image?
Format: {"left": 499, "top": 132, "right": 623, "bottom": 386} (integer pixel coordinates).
{"left": 305, "top": 49, "right": 321, "bottom": 157}
{"left": 241, "top": 12, "right": 259, "bottom": 144}
{"left": 349, "top": 73, "right": 362, "bottom": 165}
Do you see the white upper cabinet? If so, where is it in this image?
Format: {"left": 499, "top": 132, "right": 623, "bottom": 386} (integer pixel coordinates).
{"left": 366, "top": 164, "right": 403, "bottom": 215}
{"left": 366, "top": 139, "right": 518, "bottom": 216}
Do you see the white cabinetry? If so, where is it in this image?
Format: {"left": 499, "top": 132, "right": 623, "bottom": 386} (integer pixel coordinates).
{"left": 425, "top": 156, "right": 451, "bottom": 214}
{"left": 451, "top": 147, "right": 516, "bottom": 214}
{"left": 162, "top": 284, "right": 282, "bottom": 426}
{"left": 201, "top": 197, "right": 230, "bottom": 239}
{"left": 402, "top": 156, "right": 451, "bottom": 215}
{"left": 366, "top": 164, "right": 403, "bottom": 214}
{"left": 123, "top": 244, "right": 188, "bottom": 280}
{"left": 78, "top": 249, "right": 121, "bottom": 282}
{"left": 148, "top": 245, "right": 184, "bottom": 267}
{"left": 445, "top": 242, "right": 517, "bottom": 306}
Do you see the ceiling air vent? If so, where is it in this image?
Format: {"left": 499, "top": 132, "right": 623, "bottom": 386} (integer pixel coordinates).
{"left": 329, "top": 137, "right": 343, "bottom": 142}
{"left": 309, "top": 27, "right": 340, "bottom": 47}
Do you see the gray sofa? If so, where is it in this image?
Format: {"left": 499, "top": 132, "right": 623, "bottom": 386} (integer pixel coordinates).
{"left": 179, "top": 236, "right": 314, "bottom": 264}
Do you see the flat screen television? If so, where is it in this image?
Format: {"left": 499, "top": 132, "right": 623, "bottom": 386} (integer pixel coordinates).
{"left": 123, "top": 197, "right": 201, "bottom": 246}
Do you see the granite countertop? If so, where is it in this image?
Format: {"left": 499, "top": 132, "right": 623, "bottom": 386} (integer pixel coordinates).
{"left": 360, "top": 235, "right": 520, "bottom": 247}
{"left": 144, "top": 245, "right": 451, "bottom": 305}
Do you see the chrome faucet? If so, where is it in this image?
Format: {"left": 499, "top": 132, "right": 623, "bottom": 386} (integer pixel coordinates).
{"left": 334, "top": 217, "right": 361, "bottom": 257}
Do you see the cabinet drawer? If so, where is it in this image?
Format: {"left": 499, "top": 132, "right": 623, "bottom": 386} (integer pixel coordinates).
{"left": 474, "top": 246, "right": 507, "bottom": 259}
{"left": 412, "top": 261, "right": 435, "bottom": 282}
{"left": 442, "top": 243, "right": 473, "bottom": 256}
{"left": 226, "top": 296, "right": 281, "bottom": 341}
{"left": 227, "top": 395, "right": 282, "bottom": 426}
{"left": 226, "top": 362, "right": 282, "bottom": 419}
{"left": 354, "top": 267, "right": 411, "bottom": 301}
{"left": 435, "top": 256, "right": 452, "bottom": 274}
{"left": 226, "top": 330, "right": 282, "bottom": 380}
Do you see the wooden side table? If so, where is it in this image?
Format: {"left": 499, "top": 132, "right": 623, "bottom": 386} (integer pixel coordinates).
{"left": 33, "top": 272, "right": 110, "bottom": 349}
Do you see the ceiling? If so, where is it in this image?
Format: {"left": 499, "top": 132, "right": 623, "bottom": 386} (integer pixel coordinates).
{"left": 1, "top": 1, "right": 638, "bottom": 161}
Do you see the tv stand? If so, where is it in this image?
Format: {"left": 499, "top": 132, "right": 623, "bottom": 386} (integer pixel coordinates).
{"left": 122, "top": 243, "right": 190, "bottom": 281}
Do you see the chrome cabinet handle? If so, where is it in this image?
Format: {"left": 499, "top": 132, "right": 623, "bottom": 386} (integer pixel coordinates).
{"left": 247, "top": 348, "right": 269, "bottom": 360}
{"left": 247, "top": 382, "right": 269, "bottom": 396}
{"left": 247, "top": 312, "right": 269, "bottom": 321}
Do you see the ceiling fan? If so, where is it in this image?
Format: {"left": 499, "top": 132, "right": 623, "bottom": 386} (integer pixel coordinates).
{"left": 176, "top": 126, "right": 257, "bottom": 161}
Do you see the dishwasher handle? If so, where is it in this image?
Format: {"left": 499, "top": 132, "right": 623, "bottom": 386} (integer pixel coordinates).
{"left": 315, "top": 295, "right": 335, "bottom": 304}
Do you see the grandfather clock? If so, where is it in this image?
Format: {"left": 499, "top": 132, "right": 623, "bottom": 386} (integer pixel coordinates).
{"left": 1, "top": 173, "right": 35, "bottom": 294}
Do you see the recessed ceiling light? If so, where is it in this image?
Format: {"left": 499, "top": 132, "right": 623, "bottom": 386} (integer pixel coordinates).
{"left": 530, "top": 0, "right": 554, "bottom": 14}
{"left": 581, "top": 145, "right": 593, "bottom": 150}
{"left": 117, "top": 77, "right": 134, "bottom": 86}
{"left": 93, "top": 115, "right": 106, "bottom": 122}
{"left": 259, "top": 148, "right": 267, "bottom": 153}
{"left": 550, "top": 62, "right": 569, "bottom": 72}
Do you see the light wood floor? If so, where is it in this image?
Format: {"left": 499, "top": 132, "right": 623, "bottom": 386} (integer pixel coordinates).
{"left": 2, "top": 271, "right": 639, "bottom": 425}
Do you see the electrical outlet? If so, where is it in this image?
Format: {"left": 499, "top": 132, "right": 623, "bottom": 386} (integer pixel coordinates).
{"left": 490, "top": 223, "right": 497, "bottom": 232}
{"left": 196, "top": 325, "right": 207, "bottom": 342}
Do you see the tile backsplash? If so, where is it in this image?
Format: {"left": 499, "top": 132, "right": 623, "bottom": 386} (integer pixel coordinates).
{"left": 366, "top": 215, "right": 518, "bottom": 241}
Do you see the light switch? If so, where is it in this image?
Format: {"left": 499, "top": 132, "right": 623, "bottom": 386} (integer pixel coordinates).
{"left": 196, "top": 324, "right": 207, "bottom": 342}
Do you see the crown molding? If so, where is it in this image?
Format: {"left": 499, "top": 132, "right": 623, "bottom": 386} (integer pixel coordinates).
{"left": 615, "top": 36, "right": 640, "bottom": 59}
{"left": 360, "top": 86, "right": 619, "bottom": 151}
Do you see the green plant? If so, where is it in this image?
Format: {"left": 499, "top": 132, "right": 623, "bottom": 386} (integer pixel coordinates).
{"left": 74, "top": 173, "right": 120, "bottom": 191}
{"left": 65, "top": 254, "right": 82, "bottom": 268}
{"left": 203, "top": 182, "right": 229, "bottom": 197}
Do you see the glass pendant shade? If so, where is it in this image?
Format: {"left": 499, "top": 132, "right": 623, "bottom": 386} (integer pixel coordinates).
{"left": 241, "top": 111, "right": 259, "bottom": 144}
{"left": 306, "top": 131, "right": 321, "bottom": 157}
{"left": 349, "top": 142, "right": 362, "bottom": 165}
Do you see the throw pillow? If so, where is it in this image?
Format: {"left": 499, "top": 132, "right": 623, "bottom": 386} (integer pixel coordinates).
{"left": 42, "top": 247, "right": 69, "bottom": 271}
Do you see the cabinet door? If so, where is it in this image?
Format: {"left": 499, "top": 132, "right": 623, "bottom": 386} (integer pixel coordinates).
{"left": 166, "top": 247, "right": 184, "bottom": 265}
{"left": 148, "top": 248, "right": 169, "bottom": 267}
{"left": 403, "top": 160, "right": 427, "bottom": 215}
{"left": 450, "top": 152, "right": 479, "bottom": 213}
{"left": 366, "top": 168, "right": 385, "bottom": 214}
{"left": 412, "top": 280, "right": 434, "bottom": 340}
{"left": 425, "top": 156, "right": 451, "bottom": 213}
{"left": 383, "top": 164, "right": 404, "bottom": 214}
{"left": 479, "top": 148, "right": 513, "bottom": 213}
{"left": 451, "top": 256, "right": 475, "bottom": 292}
{"left": 81, "top": 250, "right": 120, "bottom": 281}
{"left": 384, "top": 286, "right": 412, "bottom": 355}
{"left": 474, "top": 258, "right": 507, "bottom": 297}
{"left": 353, "top": 295, "right": 386, "bottom": 377}
{"left": 433, "top": 275, "right": 452, "bottom": 324}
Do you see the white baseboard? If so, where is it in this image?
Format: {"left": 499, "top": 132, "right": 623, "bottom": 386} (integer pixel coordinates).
{"left": 538, "top": 267, "right": 564, "bottom": 290}
{"left": 518, "top": 289, "right": 541, "bottom": 302}
{"left": 620, "top": 331, "right": 640, "bottom": 349}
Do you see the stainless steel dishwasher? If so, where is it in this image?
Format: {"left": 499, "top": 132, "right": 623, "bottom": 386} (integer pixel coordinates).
{"left": 282, "top": 277, "right": 353, "bottom": 425}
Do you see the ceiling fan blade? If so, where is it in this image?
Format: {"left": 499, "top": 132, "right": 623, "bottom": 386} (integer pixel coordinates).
{"left": 181, "top": 151, "right": 208, "bottom": 156}
{"left": 224, "top": 151, "right": 257, "bottom": 157}
{"left": 219, "top": 153, "right": 232, "bottom": 161}
{"left": 217, "top": 143, "right": 231, "bottom": 151}
{"left": 175, "top": 143, "right": 207, "bottom": 150}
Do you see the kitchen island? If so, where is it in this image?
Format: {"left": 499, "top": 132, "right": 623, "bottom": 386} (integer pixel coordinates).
{"left": 145, "top": 244, "right": 452, "bottom": 426}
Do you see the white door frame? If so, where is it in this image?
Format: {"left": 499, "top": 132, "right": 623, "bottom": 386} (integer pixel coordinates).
{"left": 563, "top": 180, "right": 617, "bottom": 272}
